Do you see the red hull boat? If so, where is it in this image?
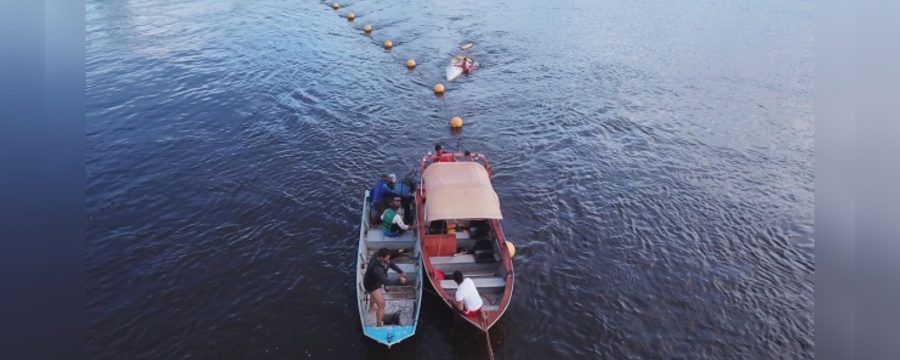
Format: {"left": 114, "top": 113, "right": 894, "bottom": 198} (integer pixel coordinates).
{"left": 415, "top": 151, "right": 514, "bottom": 331}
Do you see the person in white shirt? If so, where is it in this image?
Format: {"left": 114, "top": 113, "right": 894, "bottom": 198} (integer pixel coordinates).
{"left": 452, "top": 271, "right": 483, "bottom": 318}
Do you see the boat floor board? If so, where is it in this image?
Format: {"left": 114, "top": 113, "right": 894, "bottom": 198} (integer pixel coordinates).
{"left": 377, "top": 263, "right": 416, "bottom": 274}
{"left": 440, "top": 277, "right": 505, "bottom": 289}
{"left": 383, "top": 284, "right": 416, "bottom": 293}
{"left": 382, "top": 290, "right": 417, "bottom": 300}
{"left": 385, "top": 274, "right": 418, "bottom": 285}
{"left": 366, "top": 250, "right": 415, "bottom": 263}
{"left": 388, "top": 262, "right": 417, "bottom": 274}
{"left": 430, "top": 254, "right": 476, "bottom": 265}
{"left": 366, "top": 228, "right": 416, "bottom": 243}
{"left": 361, "top": 299, "right": 416, "bottom": 327}
{"left": 440, "top": 269, "right": 498, "bottom": 278}
{"left": 433, "top": 261, "right": 500, "bottom": 275}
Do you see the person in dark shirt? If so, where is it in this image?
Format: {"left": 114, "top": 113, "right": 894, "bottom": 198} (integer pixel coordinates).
{"left": 370, "top": 174, "right": 398, "bottom": 225}
{"left": 364, "top": 247, "right": 408, "bottom": 327}
{"left": 432, "top": 144, "right": 455, "bottom": 163}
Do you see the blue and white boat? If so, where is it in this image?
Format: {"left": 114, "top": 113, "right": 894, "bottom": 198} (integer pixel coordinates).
{"left": 356, "top": 188, "right": 422, "bottom": 347}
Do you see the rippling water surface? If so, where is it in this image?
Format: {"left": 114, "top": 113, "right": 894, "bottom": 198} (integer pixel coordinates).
{"left": 86, "top": 0, "right": 814, "bottom": 358}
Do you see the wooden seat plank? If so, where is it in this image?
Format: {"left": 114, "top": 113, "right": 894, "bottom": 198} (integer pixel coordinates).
{"left": 439, "top": 277, "right": 505, "bottom": 289}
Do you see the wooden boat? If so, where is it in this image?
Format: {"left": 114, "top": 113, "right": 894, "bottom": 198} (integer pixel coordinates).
{"left": 415, "top": 151, "right": 514, "bottom": 331}
{"left": 356, "top": 188, "right": 423, "bottom": 347}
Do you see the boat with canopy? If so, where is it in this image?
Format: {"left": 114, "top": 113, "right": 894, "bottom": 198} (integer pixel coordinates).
{"left": 415, "top": 151, "right": 514, "bottom": 331}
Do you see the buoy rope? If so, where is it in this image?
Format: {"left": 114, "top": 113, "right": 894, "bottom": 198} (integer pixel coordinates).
{"left": 322, "top": 2, "right": 493, "bottom": 355}
{"left": 322, "top": 0, "right": 472, "bottom": 149}
{"left": 481, "top": 313, "right": 495, "bottom": 360}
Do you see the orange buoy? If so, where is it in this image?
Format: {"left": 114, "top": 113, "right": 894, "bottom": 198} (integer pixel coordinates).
{"left": 450, "top": 116, "right": 464, "bottom": 128}
{"left": 433, "top": 83, "right": 445, "bottom": 95}
{"left": 506, "top": 241, "right": 516, "bottom": 257}
{"left": 406, "top": 59, "right": 416, "bottom": 69}
{"left": 346, "top": 12, "right": 355, "bottom": 21}
{"left": 363, "top": 24, "right": 373, "bottom": 33}
{"left": 331, "top": 2, "right": 340, "bottom": 10}
{"left": 383, "top": 40, "right": 393, "bottom": 50}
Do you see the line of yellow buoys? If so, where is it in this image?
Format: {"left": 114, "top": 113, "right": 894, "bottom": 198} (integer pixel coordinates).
{"left": 324, "top": 2, "right": 464, "bottom": 129}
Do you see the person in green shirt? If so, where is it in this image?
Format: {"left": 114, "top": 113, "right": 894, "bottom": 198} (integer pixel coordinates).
{"left": 381, "top": 197, "right": 410, "bottom": 237}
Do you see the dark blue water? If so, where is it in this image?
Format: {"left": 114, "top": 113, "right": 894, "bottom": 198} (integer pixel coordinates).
{"left": 86, "top": 0, "right": 814, "bottom": 358}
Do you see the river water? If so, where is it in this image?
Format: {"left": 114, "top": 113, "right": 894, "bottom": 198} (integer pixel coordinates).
{"left": 86, "top": 0, "right": 814, "bottom": 358}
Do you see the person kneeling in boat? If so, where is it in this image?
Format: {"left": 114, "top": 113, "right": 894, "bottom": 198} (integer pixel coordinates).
{"left": 381, "top": 196, "right": 410, "bottom": 237}
{"left": 452, "top": 270, "right": 484, "bottom": 320}
{"left": 365, "top": 247, "right": 408, "bottom": 327}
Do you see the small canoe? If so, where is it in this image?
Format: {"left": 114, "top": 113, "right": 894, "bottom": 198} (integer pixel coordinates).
{"left": 415, "top": 152, "right": 514, "bottom": 332}
{"left": 356, "top": 189, "right": 423, "bottom": 347}
{"left": 445, "top": 56, "right": 476, "bottom": 81}
{"left": 445, "top": 63, "right": 464, "bottom": 82}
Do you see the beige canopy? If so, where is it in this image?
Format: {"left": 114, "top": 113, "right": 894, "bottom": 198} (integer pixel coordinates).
{"left": 423, "top": 162, "right": 503, "bottom": 222}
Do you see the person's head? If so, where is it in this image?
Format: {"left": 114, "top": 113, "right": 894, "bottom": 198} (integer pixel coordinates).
{"left": 435, "top": 144, "right": 442, "bottom": 152}
{"left": 464, "top": 150, "right": 471, "bottom": 157}
{"left": 452, "top": 271, "right": 464, "bottom": 284}
{"left": 387, "top": 173, "right": 397, "bottom": 185}
{"left": 377, "top": 247, "right": 391, "bottom": 262}
{"left": 390, "top": 197, "right": 402, "bottom": 209}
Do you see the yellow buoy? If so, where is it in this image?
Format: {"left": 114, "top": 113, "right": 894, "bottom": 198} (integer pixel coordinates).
{"left": 346, "top": 12, "right": 355, "bottom": 21}
{"left": 433, "top": 83, "right": 445, "bottom": 94}
{"left": 506, "top": 241, "right": 516, "bottom": 257}
{"left": 363, "top": 24, "right": 373, "bottom": 33}
{"left": 331, "top": 2, "right": 340, "bottom": 10}
{"left": 406, "top": 59, "right": 416, "bottom": 69}
{"left": 450, "top": 116, "right": 464, "bottom": 128}
{"left": 383, "top": 40, "right": 393, "bottom": 50}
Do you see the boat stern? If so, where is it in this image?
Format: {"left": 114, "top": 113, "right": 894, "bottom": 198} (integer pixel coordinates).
{"left": 362, "top": 325, "right": 416, "bottom": 347}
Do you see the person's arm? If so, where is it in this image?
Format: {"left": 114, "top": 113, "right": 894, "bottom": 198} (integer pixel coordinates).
{"left": 392, "top": 214, "right": 410, "bottom": 230}
{"left": 378, "top": 183, "right": 393, "bottom": 196}
{"left": 388, "top": 262, "right": 408, "bottom": 284}
{"left": 388, "top": 262, "right": 403, "bottom": 274}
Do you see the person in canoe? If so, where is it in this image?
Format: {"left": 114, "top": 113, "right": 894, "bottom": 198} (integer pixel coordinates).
{"left": 452, "top": 271, "right": 484, "bottom": 320}
{"left": 447, "top": 56, "right": 477, "bottom": 81}
{"left": 463, "top": 57, "right": 475, "bottom": 74}
{"left": 454, "top": 56, "right": 476, "bottom": 74}
{"left": 381, "top": 196, "right": 410, "bottom": 237}
{"left": 365, "top": 247, "right": 408, "bottom": 327}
